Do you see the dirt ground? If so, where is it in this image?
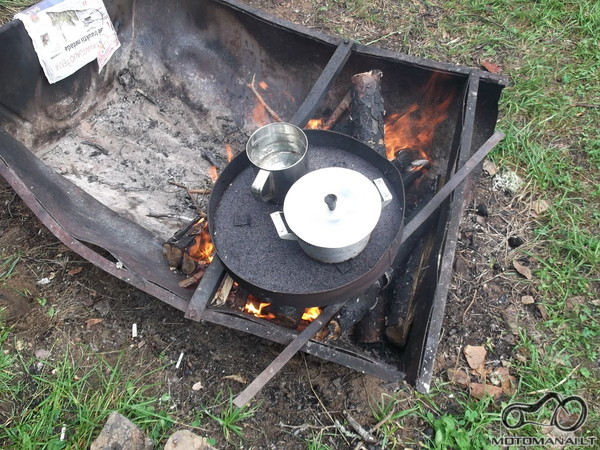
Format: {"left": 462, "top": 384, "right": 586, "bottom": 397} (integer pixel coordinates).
{"left": 0, "top": 1, "right": 573, "bottom": 449}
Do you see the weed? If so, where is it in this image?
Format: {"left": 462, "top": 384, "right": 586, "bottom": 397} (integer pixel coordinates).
{"left": 419, "top": 388, "right": 502, "bottom": 449}
{"left": 0, "top": 254, "right": 20, "bottom": 283}
{"left": 201, "top": 390, "right": 258, "bottom": 442}
{"left": 369, "top": 393, "right": 418, "bottom": 448}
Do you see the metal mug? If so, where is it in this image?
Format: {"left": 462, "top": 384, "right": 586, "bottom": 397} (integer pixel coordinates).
{"left": 246, "top": 122, "right": 308, "bottom": 203}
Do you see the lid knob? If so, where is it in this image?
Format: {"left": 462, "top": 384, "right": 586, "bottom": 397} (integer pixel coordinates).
{"left": 324, "top": 194, "right": 337, "bottom": 211}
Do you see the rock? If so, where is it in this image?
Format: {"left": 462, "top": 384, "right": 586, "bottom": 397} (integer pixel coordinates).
{"left": 34, "top": 349, "right": 51, "bottom": 360}
{"left": 521, "top": 295, "right": 535, "bottom": 305}
{"left": 90, "top": 412, "right": 153, "bottom": 450}
{"left": 164, "top": 430, "right": 215, "bottom": 450}
{"left": 493, "top": 169, "right": 523, "bottom": 195}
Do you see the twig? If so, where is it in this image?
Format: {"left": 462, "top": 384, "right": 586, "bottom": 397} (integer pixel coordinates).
{"left": 365, "top": 31, "right": 400, "bottom": 46}
{"left": 324, "top": 90, "right": 351, "bottom": 129}
{"left": 303, "top": 357, "right": 351, "bottom": 445}
{"left": 527, "top": 364, "right": 580, "bottom": 395}
{"left": 334, "top": 419, "right": 359, "bottom": 439}
{"left": 370, "top": 409, "right": 395, "bottom": 433}
{"left": 168, "top": 180, "right": 211, "bottom": 194}
{"left": 462, "top": 289, "right": 478, "bottom": 323}
{"left": 279, "top": 422, "right": 336, "bottom": 431}
{"left": 247, "top": 74, "right": 282, "bottom": 122}
{"left": 81, "top": 140, "right": 109, "bottom": 155}
{"left": 343, "top": 411, "right": 377, "bottom": 443}
{"left": 167, "top": 179, "right": 208, "bottom": 214}
{"left": 572, "top": 102, "right": 599, "bottom": 109}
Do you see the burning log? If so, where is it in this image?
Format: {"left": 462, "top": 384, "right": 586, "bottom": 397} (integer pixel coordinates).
{"left": 350, "top": 70, "right": 386, "bottom": 157}
{"left": 162, "top": 217, "right": 214, "bottom": 275}
{"left": 316, "top": 280, "right": 381, "bottom": 341}
{"left": 264, "top": 304, "right": 305, "bottom": 329}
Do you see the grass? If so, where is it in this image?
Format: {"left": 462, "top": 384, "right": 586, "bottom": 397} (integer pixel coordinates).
{"left": 200, "top": 390, "right": 259, "bottom": 442}
{"left": 0, "top": 330, "right": 177, "bottom": 448}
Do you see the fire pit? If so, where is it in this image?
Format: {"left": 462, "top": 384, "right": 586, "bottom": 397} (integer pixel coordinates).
{"left": 0, "top": 0, "right": 506, "bottom": 399}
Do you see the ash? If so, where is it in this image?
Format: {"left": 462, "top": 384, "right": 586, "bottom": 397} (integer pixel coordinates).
{"left": 37, "top": 67, "right": 251, "bottom": 239}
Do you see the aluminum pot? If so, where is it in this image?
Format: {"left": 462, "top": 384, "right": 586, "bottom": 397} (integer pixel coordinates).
{"left": 270, "top": 167, "right": 392, "bottom": 263}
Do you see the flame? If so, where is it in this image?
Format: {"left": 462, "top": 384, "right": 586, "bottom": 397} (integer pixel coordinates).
{"left": 301, "top": 307, "right": 321, "bottom": 321}
{"left": 258, "top": 81, "right": 268, "bottom": 90}
{"left": 224, "top": 144, "right": 234, "bottom": 162}
{"left": 243, "top": 296, "right": 276, "bottom": 319}
{"left": 187, "top": 221, "right": 214, "bottom": 263}
{"left": 208, "top": 166, "right": 218, "bottom": 183}
{"left": 384, "top": 73, "right": 455, "bottom": 161}
{"left": 306, "top": 118, "right": 326, "bottom": 129}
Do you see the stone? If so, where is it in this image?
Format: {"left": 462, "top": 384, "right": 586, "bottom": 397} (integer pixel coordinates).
{"left": 164, "top": 430, "right": 215, "bottom": 450}
{"left": 90, "top": 412, "right": 153, "bottom": 450}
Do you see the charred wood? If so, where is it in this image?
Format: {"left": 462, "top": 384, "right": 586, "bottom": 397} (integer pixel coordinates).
{"left": 355, "top": 294, "right": 386, "bottom": 344}
{"left": 385, "top": 236, "right": 427, "bottom": 348}
{"left": 350, "top": 70, "right": 385, "bottom": 157}
{"left": 265, "top": 304, "right": 304, "bottom": 329}
{"left": 178, "top": 265, "right": 206, "bottom": 288}
{"left": 324, "top": 90, "right": 351, "bottom": 129}
{"left": 316, "top": 280, "right": 381, "bottom": 341}
{"left": 162, "top": 217, "right": 205, "bottom": 275}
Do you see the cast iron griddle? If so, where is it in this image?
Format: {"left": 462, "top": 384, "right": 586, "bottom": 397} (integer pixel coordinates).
{"left": 211, "top": 131, "right": 404, "bottom": 305}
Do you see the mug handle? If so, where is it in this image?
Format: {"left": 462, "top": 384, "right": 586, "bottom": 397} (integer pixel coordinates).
{"left": 251, "top": 169, "right": 274, "bottom": 202}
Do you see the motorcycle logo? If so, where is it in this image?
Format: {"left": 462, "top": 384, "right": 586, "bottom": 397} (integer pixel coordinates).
{"left": 502, "top": 392, "right": 587, "bottom": 432}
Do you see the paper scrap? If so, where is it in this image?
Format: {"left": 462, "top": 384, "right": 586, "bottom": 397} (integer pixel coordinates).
{"left": 15, "top": 0, "right": 120, "bottom": 84}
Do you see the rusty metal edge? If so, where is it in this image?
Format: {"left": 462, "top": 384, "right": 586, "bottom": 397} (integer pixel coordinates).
{"left": 0, "top": 160, "right": 189, "bottom": 313}
{"left": 201, "top": 308, "right": 404, "bottom": 382}
{"left": 214, "top": 0, "right": 508, "bottom": 86}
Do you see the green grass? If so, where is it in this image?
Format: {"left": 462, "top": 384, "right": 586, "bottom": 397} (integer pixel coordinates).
{"left": 0, "top": 254, "right": 20, "bottom": 282}
{"left": 0, "top": 338, "right": 178, "bottom": 448}
{"left": 200, "top": 390, "right": 259, "bottom": 442}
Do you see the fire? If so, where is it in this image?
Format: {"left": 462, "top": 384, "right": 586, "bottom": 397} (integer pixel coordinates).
{"left": 384, "top": 73, "right": 455, "bottom": 161}
{"left": 224, "top": 144, "right": 234, "bottom": 162}
{"left": 243, "top": 296, "right": 276, "bottom": 319}
{"left": 208, "top": 165, "right": 218, "bottom": 183}
{"left": 187, "top": 220, "right": 214, "bottom": 263}
{"left": 301, "top": 307, "right": 322, "bottom": 321}
{"left": 306, "top": 118, "right": 326, "bottom": 129}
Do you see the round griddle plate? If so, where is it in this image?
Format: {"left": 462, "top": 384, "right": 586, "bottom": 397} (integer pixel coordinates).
{"left": 211, "top": 131, "right": 404, "bottom": 306}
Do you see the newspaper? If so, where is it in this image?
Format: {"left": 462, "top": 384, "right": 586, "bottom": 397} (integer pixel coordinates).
{"left": 15, "top": 0, "right": 120, "bottom": 84}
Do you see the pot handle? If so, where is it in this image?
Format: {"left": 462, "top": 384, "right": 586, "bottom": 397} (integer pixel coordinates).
{"left": 270, "top": 211, "right": 298, "bottom": 240}
{"left": 373, "top": 178, "right": 393, "bottom": 208}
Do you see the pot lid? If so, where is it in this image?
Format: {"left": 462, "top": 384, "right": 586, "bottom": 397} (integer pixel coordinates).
{"left": 283, "top": 167, "right": 383, "bottom": 249}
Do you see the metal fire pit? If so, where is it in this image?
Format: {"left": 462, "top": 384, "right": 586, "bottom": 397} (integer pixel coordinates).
{"left": 0, "top": 0, "right": 506, "bottom": 392}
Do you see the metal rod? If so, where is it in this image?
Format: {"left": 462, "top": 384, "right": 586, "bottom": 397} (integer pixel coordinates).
{"left": 184, "top": 255, "right": 226, "bottom": 320}
{"left": 290, "top": 39, "right": 355, "bottom": 127}
{"left": 401, "top": 130, "right": 505, "bottom": 244}
{"left": 233, "top": 301, "right": 346, "bottom": 407}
